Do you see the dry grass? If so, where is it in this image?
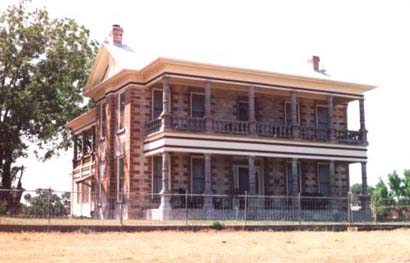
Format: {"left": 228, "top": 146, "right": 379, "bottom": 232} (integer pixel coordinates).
{"left": 0, "top": 230, "right": 409, "bottom": 263}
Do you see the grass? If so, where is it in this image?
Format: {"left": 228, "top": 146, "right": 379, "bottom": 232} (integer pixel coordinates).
{"left": 0, "top": 230, "right": 410, "bottom": 262}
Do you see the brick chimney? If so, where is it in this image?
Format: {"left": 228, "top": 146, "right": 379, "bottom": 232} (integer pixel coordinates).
{"left": 111, "top": 24, "right": 123, "bottom": 46}
{"left": 312, "top": 55, "right": 320, "bottom": 71}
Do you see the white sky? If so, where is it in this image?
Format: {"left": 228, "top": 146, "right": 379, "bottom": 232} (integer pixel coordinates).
{"left": 1, "top": 0, "right": 409, "bottom": 191}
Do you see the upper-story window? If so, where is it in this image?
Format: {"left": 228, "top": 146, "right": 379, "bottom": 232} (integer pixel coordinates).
{"left": 237, "top": 99, "right": 249, "bottom": 121}
{"left": 316, "top": 106, "right": 329, "bottom": 129}
{"left": 285, "top": 102, "right": 300, "bottom": 125}
{"left": 119, "top": 93, "right": 125, "bottom": 130}
{"left": 100, "top": 102, "right": 106, "bottom": 138}
{"left": 191, "top": 93, "right": 205, "bottom": 118}
{"left": 191, "top": 157, "right": 205, "bottom": 194}
{"left": 152, "top": 89, "right": 163, "bottom": 119}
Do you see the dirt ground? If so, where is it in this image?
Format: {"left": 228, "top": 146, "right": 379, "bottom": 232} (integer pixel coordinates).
{"left": 0, "top": 230, "right": 408, "bottom": 263}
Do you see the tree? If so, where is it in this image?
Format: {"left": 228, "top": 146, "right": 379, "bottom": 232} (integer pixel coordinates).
{"left": 23, "top": 189, "right": 71, "bottom": 217}
{"left": 0, "top": 1, "right": 97, "bottom": 202}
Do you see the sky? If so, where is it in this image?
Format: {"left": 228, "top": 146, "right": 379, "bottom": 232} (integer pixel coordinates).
{"left": 1, "top": 0, "right": 409, "bottom": 191}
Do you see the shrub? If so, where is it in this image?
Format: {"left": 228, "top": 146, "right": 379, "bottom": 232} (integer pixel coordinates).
{"left": 210, "top": 221, "right": 225, "bottom": 231}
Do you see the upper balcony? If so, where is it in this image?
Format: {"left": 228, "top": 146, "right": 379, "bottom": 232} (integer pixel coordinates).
{"left": 143, "top": 77, "right": 368, "bottom": 146}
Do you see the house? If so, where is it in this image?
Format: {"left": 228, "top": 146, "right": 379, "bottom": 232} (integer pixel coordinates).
{"left": 67, "top": 25, "right": 375, "bottom": 220}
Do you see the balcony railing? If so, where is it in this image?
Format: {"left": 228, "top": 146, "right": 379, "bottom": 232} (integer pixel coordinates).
{"left": 256, "top": 123, "right": 292, "bottom": 138}
{"left": 144, "top": 118, "right": 162, "bottom": 135}
{"left": 171, "top": 116, "right": 206, "bottom": 131}
{"left": 213, "top": 119, "right": 249, "bottom": 135}
{"left": 300, "top": 127, "right": 329, "bottom": 141}
{"left": 144, "top": 116, "right": 365, "bottom": 145}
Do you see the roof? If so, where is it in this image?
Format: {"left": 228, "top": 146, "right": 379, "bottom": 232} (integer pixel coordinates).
{"left": 66, "top": 108, "right": 96, "bottom": 133}
{"left": 84, "top": 42, "right": 377, "bottom": 100}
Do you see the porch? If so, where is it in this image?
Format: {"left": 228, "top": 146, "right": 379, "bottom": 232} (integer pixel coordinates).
{"left": 142, "top": 152, "right": 370, "bottom": 221}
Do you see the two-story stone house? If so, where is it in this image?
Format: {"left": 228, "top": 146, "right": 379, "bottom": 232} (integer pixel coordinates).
{"left": 67, "top": 25, "right": 375, "bottom": 219}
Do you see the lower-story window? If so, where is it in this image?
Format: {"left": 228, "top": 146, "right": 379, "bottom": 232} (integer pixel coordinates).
{"left": 287, "top": 161, "right": 301, "bottom": 194}
{"left": 191, "top": 157, "right": 205, "bottom": 194}
{"left": 318, "top": 164, "right": 330, "bottom": 196}
{"left": 152, "top": 156, "right": 162, "bottom": 194}
{"left": 117, "top": 156, "right": 125, "bottom": 201}
{"left": 76, "top": 183, "right": 81, "bottom": 204}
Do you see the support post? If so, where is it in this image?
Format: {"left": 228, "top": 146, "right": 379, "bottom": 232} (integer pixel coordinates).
{"left": 291, "top": 158, "right": 299, "bottom": 194}
{"left": 248, "top": 156, "right": 256, "bottom": 195}
{"left": 361, "top": 161, "right": 369, "bottom": 210}
{"left": 203, "top": 154, "right": 213, "bottom": 209}
{"left": 204, "top": 81, "right": 213, "bottom": 132}
{"left": 159, "top": 152, "right": 171, "bottom": 217}
{"left": 161, "top": 77, "right": 171, "bottom": 130}
{"left": 329, "top": 160, "right": 335, "bottom": 197}
{"left": 291, "top": 91, "right": 299, "bottom": 138}
{"left": 249, "top": 86, "right": 257, "bottom": 135}
{"left": 328, "top": 95, "right": 335, "bottom": 141}
{"left": 347, "top": 191, "right": 352, "bottom": 225}
{"left": 359, "top": 99, "right": 368, "bottom": 144}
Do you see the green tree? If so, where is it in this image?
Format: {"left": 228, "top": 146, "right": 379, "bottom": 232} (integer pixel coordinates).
{"left": 0, "top": 1, "right": 97, "bottom": 204}
{"left": 23, "top": 189, "right": 70, "bottom": 217}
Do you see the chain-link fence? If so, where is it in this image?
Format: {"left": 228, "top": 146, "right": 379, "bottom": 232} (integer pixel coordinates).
{"left": 0, "top": 189, "right": 394, "bottom": 228}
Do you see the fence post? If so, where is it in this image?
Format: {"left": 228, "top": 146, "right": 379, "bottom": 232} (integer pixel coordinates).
{"left": 298, "top": 192, "right": 301, "bottom": 225}
{"left": 185, "top": 189, "right": 188, "bottom": 226}
{"left": 244, "top": 191, "right": 248, "bottom": 227}
{"left": 47, "top": 188, "right": 51, "bottom": 231}
{"left": 347, "top": 192, "right": 352, "bottom": 225}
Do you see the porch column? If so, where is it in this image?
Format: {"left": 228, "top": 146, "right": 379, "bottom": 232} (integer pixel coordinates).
{"left": 361, "top": 161, "right": 369, "bottom": 209}
{"left": 81, "top": 131, "right": 86, "bottom": 157}
{"left": 291, "top": 158, "right": 299, "bottom": 194}
{"left": 329, "top": 160, "right": 335, "bottom": 196}
{"left": 160, "top": 152, "right": 171, "bottom": 209}
{"left": 359, "top": 99, "right": 367, "bottom": 144}
{"left": 204, "top": 81, "right": 213, "bottom": 132}
{"left": 203, "top": 154, "right": 213, "bottom": 209}
{"left": 249, "top": 86, "right": 257, "bottom": 135}
{"left": 248, "top": 156, "right": 257, "bottom": 195}
{"left": 161, "top": 77, "right": 171, "bottom": 130}
{"left": 328, "top": 96, "right": 335, "bottom": 141}
{"left": 291, "top": 90, "right": 299, "bottom": 138}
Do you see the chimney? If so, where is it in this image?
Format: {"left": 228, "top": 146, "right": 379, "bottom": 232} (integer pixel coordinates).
{"left": 111, "top": 24, "right": 123, "bottom": 46}
{"left": 312, "top": 55, "right": 320, "bottom": 71}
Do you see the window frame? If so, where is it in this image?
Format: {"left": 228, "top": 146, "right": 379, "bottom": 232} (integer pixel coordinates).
{"left": 191, "top": 156, "right": 205, "bottom": 194}
{"left": 316, "top": 104, "right": 329, "bottom": 129}
{"left": 286, "top": 160, "right": 302, "bottom": 194}
{"left": 118, "top": 92, "right": 126, "bottom": 131}
{"left": 151, "top": 88, "right": 171, "bottom": 120}
{"left": 284, "top": 102, "right": 300, "bottom": 125}
{"left": 237, "top": 98, "right": 249, "bottom": 121}
{"left": 317, "top": 162, "right": 331, "bottom": 196}
{"left": 117, "top": 156, "right": 125, "bottom": 201}
{"left": 151, "top": 156, "right": 163, "bottom": 194}
{"left": 190, "top": 92, "right": 205, "bottom": 118}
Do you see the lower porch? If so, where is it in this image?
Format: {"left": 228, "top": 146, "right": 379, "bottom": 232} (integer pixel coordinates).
{"left": 142, "top": 152, "right": 370, "bottom": 221}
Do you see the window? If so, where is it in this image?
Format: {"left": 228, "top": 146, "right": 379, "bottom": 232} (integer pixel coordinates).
{"left": 318, "top": 164, "right": 330, "bottom": 196}
{"left": 117, "top": 157, "right": 125, "bottom": 201}
{"left": 287, "top": 161, "right": 301, "bottom": 194}
{"left": 191, "top": 157, "right": 205, "bottom": 194}
{"left": 317, "top": 106, "right": 329, "bottom": 129}
{"left": 99, "top": 161, "right": 105, "bottom": 181}
{"left": 100, "top": 102, "right": 106, "bottom": 138}
{"left": 119, "top": 93, "right": 125, "bottom": 130}
{"left": 285, "top": 102, "right": 300, "bottom": 125}
{"left": 238, "top": 100, "right": 249, "bottom": 121}
{"left": 152, "top": 90, "right": 163, "bottom": 119}
{"left": 191, "top": 93, "right": 205, "bottom": 118}
{"left": 152, "top": 156, "right": 162, "bottom": 194}
{"left": 82, "top": 183, "right": 90, "bottom": 203}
